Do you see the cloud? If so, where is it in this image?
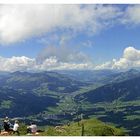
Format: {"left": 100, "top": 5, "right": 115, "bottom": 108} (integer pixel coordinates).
{"left": 0, "top": 56, "right": 36, "bottom": 71}
{"left": 1, "top": 47, "right": 140, "bottom": 72}
{"left": 122, "top": 5, "right": 140, "bottom": 25}
{"left": 0, "top": 55, "right": 94, "bottom": 72}
{"left": 38, "top": 56, "right": 94, "bottom": 71}
{"left": 36, "top": 45, "right": 92, "bottom": 64}
{"left": 123, "top": 46, "right": 140, "bottom": 61}
{"left": 95, "top": 47, "right": 140, "bottom": 70}
{"left": 82, "top": 40, "right": 94, "bottom": 48}
{"left": 0, "top": 4, "right": 121, "bottom": 44}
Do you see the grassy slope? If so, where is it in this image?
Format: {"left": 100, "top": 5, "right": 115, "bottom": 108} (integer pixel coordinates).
{"left": 41, "top": 118, "right": 125, "bottom": 136}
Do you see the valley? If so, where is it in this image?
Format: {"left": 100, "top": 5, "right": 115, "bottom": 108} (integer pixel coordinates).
{"left": 0, "top": 69, "right": 140, "bottom": 135}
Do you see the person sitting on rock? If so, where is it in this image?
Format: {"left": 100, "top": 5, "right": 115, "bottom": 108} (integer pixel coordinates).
{"left": 3, "top": 117, "right": 13, "bottom": 132}
{"left": 13, "top": 120, "right": 20, "bottom": 136}
{"left": 27, "top": 122, "right": 38, "bottom": 135}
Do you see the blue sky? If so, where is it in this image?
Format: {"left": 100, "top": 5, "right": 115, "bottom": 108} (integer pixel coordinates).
{"left": 1, "top": 23, "right": 140, "bottom": 62}
{"left": 0, "top": 4, "right": 140, "bottom": 71}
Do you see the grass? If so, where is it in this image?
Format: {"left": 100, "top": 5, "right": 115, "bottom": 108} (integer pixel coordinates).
{"left": 41, "top": 118, "right": 125, "bottom": 136}
{"left": 124, "top": 115, "right": 140, "bottom": 121}
{"left": 0, "top": 100, "right": 13, "bottom": 109}
{"left": 2, "top": 118, "right": 124, "bottom": 136}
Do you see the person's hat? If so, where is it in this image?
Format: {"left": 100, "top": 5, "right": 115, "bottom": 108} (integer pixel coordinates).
{"left": 4, "top": 116, "right": 9, "bottom": 122}
{"left": 15, "top": 120, "right": 19, "bottom": 123}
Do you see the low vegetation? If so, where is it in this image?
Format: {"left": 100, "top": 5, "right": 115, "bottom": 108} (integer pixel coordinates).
{"left": 41, "top": 118, "right": 125, "bottom": 136}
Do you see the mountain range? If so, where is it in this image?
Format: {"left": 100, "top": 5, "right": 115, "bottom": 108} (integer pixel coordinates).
{"left": 0, "top": 69, "right": 140, "bottom": 135}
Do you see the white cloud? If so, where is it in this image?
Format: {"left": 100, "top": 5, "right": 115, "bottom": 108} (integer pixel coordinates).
{"left": 0, "top": 4, "right": 121, "bottom": 44}
{"left": 123, "top": 46, "right": 140, "bottom": 61}
{"left": 95, "top": 47, "right": 140, "bottom": 70}
{"left": 35, "top": 45, "right": 94, "bottom": 71}
{"left": 36, "top": 45, "right": 92, "bottom": 64}
{"left": 82, "top": 40, "right": 94, "bottom": 48}
{"left": 0, "top": 56, "right": 36, "bottom": 71}
{"left": 38, "top": 56, "right": 94, "bottom": 71}
{"left": 0, "top": 55, "right": 94, "bottom": 72}
{"left": 122, "top": 5, "right": 140, "bottom": 25}
{"left": 2, "top": 47, "right": 140, "bottom": 72}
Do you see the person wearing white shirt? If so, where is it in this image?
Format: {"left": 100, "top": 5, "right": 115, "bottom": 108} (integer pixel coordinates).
{"left": 27, "top": 122, "right": 37, "bottom": 134}
{"left": 30, "top": 123, "right": 37, "bottom": 133}
{"left": 13, "top": 120, "right": 20, "bottom": 136}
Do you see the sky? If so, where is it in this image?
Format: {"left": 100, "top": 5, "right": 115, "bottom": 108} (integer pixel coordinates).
{"left": 0, "top": 4, "right": 140, "bottom": 71}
